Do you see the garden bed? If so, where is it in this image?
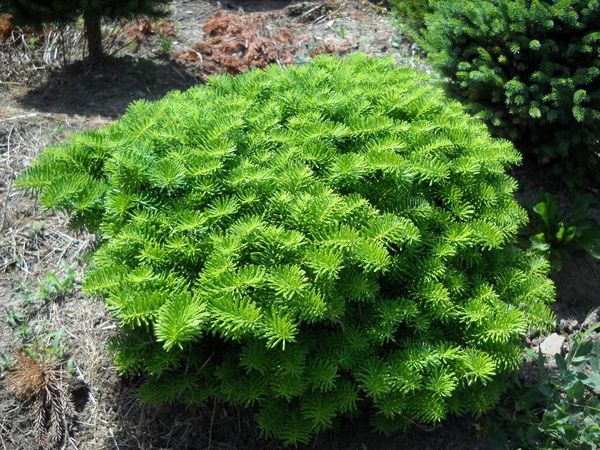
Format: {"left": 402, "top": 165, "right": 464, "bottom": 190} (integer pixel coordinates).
{"left": 0, "top": 1, "right": 598, "bottom": 449}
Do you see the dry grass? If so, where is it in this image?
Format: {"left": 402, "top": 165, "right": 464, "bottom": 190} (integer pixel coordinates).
{"left": 0, "top": 113, "right": 109, "bottom": 449}
{"left": 0, "top": 16, "right": 166, "bottom": 86}
{"left": 0, "top": 24, "right": 86, "bottom": 84}
{"left": 0, "top": 114, "right": 99, "bottom": 276}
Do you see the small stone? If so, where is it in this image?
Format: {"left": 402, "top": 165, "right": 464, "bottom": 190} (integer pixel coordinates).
{"left": 539, "top": 333, "right": 566, "bottom": 356}
{"left": 559, "top": 318, "right": 579, "bottom": 333}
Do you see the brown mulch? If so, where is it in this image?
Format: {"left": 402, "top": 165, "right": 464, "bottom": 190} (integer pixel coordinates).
{"left": 176, "top": 6, "right": 355, "bottom": 78}
{"left": 123, "top": 18, "right": 176, "bottom": 43}
{"left": 0, "top": 14, "right": 12, "bottom": 42}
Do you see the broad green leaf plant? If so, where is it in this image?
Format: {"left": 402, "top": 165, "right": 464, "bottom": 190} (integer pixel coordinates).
{"left": 528, "top": 192, "right": 600, "bottom": 272}
{"left": 491, "top": 322, "right": 600, "bottom": 449}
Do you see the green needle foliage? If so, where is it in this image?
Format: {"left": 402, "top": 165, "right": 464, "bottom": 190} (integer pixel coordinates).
{"left": 420, "top": 0, "right": 600, "bottom": 181}
{"left": 390, "top": 0, "right": 436, "bottom": 33}
{"left": 16, "top": 55, "right": 556, "bottom": 444}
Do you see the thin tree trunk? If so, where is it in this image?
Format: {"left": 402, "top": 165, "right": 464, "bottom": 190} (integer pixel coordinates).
{"left": 84, "top": 12, "right": 103, "bottom": 64}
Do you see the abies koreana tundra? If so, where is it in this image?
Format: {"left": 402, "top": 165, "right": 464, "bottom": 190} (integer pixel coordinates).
{"left": 16, "top": 55, "right": 555, "bottom": 445}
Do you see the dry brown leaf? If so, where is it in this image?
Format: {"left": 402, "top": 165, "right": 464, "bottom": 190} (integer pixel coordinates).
{"left": 7, "top": 353, "right": 71, "bottom": 449}
{"left": 0, "top": 14, "right": 13, "bottom": 41}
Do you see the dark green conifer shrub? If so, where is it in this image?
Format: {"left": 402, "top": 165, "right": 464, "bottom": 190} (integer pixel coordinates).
{"left": 390, "top": 0, "right": 435, "bottom": 32}
{"left": 420, "top": 0, "right": 600, "bottom": 179}
{"left": 16, "top": 55, "right": 556, "bottom": 444}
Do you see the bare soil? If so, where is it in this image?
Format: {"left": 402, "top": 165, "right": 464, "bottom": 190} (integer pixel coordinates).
{"left": 513, "top": 160, "right": 600, "bottom": 322}
{"left": 0, "top": 1, "right": 597, "bottom": 449}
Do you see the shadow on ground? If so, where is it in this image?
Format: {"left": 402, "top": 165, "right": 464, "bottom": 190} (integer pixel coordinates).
{"left": 102, "top": 379, "right": 486, "bottom": 450}
{"left": 104, "top": 379, "right": 277, "bottom": 450}
{"left": 513, "top": 159, "right": 600, "bottom": 326}
{"left": 17, "top": 56, "right": 198, "bottom": 118}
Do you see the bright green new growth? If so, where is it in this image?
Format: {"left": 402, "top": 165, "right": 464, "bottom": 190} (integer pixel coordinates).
{"left": 16, "top": 55, "right": 556, "bottom": 444}
{"left": 420, "top": 0, "right": 600, "bottom": 180}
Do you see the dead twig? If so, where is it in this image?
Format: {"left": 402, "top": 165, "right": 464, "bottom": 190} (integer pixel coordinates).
{"left": 1, "top": 176, "right": 13, "bottom": 231}
{"left": 0, "top": 113, "right": 38, "bottom": 123}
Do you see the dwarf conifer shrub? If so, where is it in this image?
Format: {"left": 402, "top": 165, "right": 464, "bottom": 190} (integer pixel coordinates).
{"left": 16, "top": 55, "right": 556, "bottom": 445}
{"left": 421, "top": 0, "right": 600, "bottom": 179}
{"left": 390, "top": 0, "right": 435, "bottom": 32}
